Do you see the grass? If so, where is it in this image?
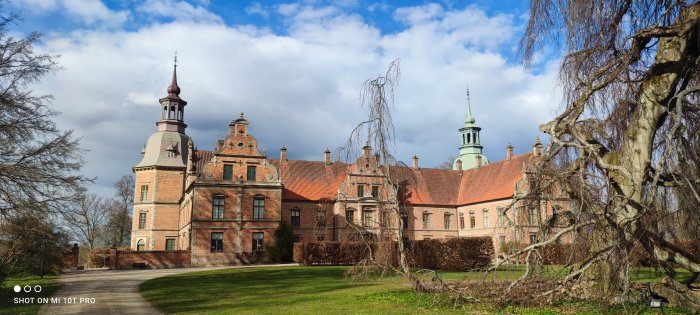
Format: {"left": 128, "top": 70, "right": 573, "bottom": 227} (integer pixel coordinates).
{"left": 140, "top": 265, "right": 692, "bottom": 315}
{"left": 1, "top": 275, "right": 61, "bottom": 315}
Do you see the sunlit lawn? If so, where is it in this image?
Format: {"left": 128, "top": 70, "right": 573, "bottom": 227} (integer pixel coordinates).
{"left": 140, "top": 265, "right": 692, "bottom": 315}
{"left": 0, "top": 276, "right": 61, "bottom": 315}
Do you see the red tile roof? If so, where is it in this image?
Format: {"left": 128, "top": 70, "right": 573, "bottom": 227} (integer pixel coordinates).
{"left": 456, "top": 152, "right": 533, "bottom": 205}
{"left": 194, "top": 150, "right": 213, "bottom": 175}
{"left": 269, "top": 159, "right": 348, "bottom": 201}
{"left": 391, "top": 167, "right": 462, "bottom": 205}
{"left": 198, "top": 152, "right": 532, "bottom": 206}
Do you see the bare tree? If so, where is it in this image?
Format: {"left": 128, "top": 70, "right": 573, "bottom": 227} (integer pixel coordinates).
{"left": 0, "top": 8, "right": 89, "bottom": 219}
{"left": 501, "top": 0, "right": 700, "bottom": 311}
{"left": 105, "top": 175, "right": 133, "bottom": 247}
{"left": 436, "top": 156, "right": 456, "bottom": 169}
{"left": 63, "top": 193, "right": 108, "bottom": 250}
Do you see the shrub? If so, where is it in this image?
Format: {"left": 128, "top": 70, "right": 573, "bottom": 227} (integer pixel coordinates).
{"left": 267, "top": 221, "right": 294, "bottom": 262}
{"left": 294, "top": 237, "right": 494, "bottom": 271}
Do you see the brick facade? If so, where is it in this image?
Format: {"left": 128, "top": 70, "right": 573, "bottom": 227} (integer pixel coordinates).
{"left": 130, "top": 71, "right": 568, "bottom": 266}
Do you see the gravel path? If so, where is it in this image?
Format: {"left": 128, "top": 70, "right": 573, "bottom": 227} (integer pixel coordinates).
{"left": 38, "top": 264, "right": 296, "bottom": 315}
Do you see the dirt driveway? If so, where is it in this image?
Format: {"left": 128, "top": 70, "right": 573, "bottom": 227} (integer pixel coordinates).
{"left": 38, "top": 264, "right": 295, "bottom": 315}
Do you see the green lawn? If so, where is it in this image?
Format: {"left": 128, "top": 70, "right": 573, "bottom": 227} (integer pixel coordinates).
{"left": 140, "top": 265, "right": 689, "bottom": 315}
{"left": 1, "top": 276, "right": 61, "bottom": 315}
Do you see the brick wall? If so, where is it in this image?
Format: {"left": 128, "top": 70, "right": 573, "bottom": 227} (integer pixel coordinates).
{"left": 109, "top": 248, "right": 191, "bottom": 269}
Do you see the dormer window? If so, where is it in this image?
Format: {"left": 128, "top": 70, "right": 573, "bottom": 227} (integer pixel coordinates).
{"left": 166, "top": 144, "right": 178, "bottom": 158}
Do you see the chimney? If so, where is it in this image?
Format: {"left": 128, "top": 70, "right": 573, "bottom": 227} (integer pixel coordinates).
{"left": 533, "top": 137, "right": 543, "bottom": 156}
{"left": 412, "top": 154, "right": 419, "bottom": 169}
{"left": 280, "top": 145, "right": 287, "bottom": 162}
{"left": 362, "top": 142, "right": 371, "bottom": 158}
{"left": 324, "top": 148, "right": 331, "bottom": 164}
{"left": 216, "top": 139, "right": 224, "bottom": 151}
{"left": 455, "top": 159, "right": 463, "bottom": 170}
{"left": 506, "top": 144, "right": 514, "bottom": 161}
{"left": 475, "top": 155, "right": 482, "bottom": 167}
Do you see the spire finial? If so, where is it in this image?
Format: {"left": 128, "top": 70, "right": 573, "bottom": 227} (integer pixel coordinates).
{"left": 464, "top": 83, "right": 475, "bottom": 124}
{"left": 167, "top": 53, "right": 181, "bottom": 96}
{"left": 467, "top": 83, "right": 472, "bottom": 117}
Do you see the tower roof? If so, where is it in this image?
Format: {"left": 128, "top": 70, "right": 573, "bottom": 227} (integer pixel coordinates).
{"left": 162, "top": 53, "right": 184, "bottom": 102}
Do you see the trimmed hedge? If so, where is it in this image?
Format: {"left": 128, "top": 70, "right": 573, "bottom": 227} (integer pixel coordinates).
{"left": 293, "top": 237, "right": 494, "bottom": 271}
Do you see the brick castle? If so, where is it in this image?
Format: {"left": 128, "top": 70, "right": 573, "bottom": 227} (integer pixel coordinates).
{"left": 131, "top": 64, "right": 567, "bottom": 266}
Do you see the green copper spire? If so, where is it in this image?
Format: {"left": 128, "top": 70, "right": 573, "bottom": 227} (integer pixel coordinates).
{"left": 453, "top": 86, "right": 488, "bottom": 170}
{"left": 465, "top": 84, "right": 475, "bottom": 124}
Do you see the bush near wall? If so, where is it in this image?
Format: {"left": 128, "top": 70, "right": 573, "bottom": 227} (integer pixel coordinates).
{"left": 294, "top": 237, "right": 494, "bottom": 271}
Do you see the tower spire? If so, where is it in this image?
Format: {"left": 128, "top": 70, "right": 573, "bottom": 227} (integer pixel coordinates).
{"left": 465, "top": 83, "right": 475, "bottom": 124}
{"left": 167, "top": 51, "right": 181, "bottom": 97}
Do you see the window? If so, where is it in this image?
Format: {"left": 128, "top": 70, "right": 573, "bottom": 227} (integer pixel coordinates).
{"left": 362, "top": 210, "right": 373, "bottom": 227}
{"left": 528, "top": 208, "right": 536, "bottom": 225}
{"left": 529, "top": 234, "right": 537, "bottom": 244}
{"left": 136, "top": 239, "right": 145, "bottom": 251}
{"left": 345, "top": 209, "right": 354, "bottom": 224}
{"left": 469, "top": 211, "right": 476, "bottom": 228}
{"left": 401, "top": 213, "right": 409, "bottom": 229}
{"left": 459, "top": 213, "right": 465, "bottom": 229}
{"left": 371, "top": 185, "right": 379, "bottom": 198}
{"left": 140, "top": 185, "right": 148, "bottom": 201}
{"left": 291, "top": 208, "right": 300, "bottom": 227}
{"left": 357, "top": 185, "right": 364, "bottom": 198}
{"left": 316, "top": 209, "right": 326, "bottom": 227}
{"left": 247, "top": 165, "right": 256, "bottom": 181}
{"left": 498, "top": 208, "right": 505, "bottom": 227}
{"left": 223, "top": 164, "right": 233, "bottom": 180}
{"left": 422, "top": 213, "right": 430, "bottom": 229}
{"left": 253, "top": 197, "right": 265, "bottom": 220}
{"left": 165, "top": 238, "right": 175, "bottom": 251}
{"left": 444, "top": 213, "right": 451, "bottom": 229}
{"left": 212, "top": 195, "right": 225, "bottom": 219}
{"left": 252, "top": 232, "right": 264, "bottom": 251}
{"left": 211, "top": 232, "right": 223, "bottom": 252}
{"left": 483, "top": 210, "right": 490, "bottom": 228}
{"left": 138, "top": 212, "right": 147, "bottom": 229}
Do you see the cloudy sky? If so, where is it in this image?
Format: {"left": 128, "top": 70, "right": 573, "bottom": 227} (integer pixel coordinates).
{"left": 10, "top": 0, "right": 563, "bottom": 196}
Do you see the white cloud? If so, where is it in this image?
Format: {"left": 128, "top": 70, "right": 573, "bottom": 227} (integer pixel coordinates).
{"left": 9, "top": 0, "right": 58, "bottom": 13}
{"left": 138, "top": 0, "right": 223, "bottom": 23}
{"left": 394, "top": 3, "right": 444, "bottom": 25}
{"left": 245, "top": 2, "right": 269, "bottom": 18}
{"left": 35, "top": 4, "right": 561, "bottom": 195}
{"left": 10, "top": 0, "right": 128, "bottom": 27}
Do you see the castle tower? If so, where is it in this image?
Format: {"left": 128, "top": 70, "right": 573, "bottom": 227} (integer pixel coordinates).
{"left": 131, "top": 57, "right": 190, "bottom": 251}
{"left": 453, "top": 88, "right": 489, "bottom": 170}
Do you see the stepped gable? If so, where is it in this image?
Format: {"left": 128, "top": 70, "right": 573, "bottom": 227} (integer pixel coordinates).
{"left": 457, "top": 152, "right": 532, "bottom": 205}
{"left": 270, "top": 159, "right": 348, "bottom": 201}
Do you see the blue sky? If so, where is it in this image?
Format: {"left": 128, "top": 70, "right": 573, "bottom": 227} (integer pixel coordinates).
{"left": 9, "top": 0, "right": 562, "bottom": 196}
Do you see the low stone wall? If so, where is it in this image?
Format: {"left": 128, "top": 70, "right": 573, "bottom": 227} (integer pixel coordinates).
{"left": 109, "top": 248, "right": 191, "bottom": 269}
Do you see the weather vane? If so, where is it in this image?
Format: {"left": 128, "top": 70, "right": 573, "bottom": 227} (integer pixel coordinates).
{"left": 174, "top": 51, "right": 177, "bottom": 67}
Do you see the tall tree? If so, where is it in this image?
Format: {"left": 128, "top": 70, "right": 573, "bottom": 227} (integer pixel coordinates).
{"left": 63, "top": 193, "right": 108, "bottom": 250}
{"left": 0, "top": 8, "right": 89, "bottom": 219}
{"left": 513, "top": 0, "right": 700, "bottom": 310}
{"left": 105, "top": 175, "right": 133, "bottom": 247}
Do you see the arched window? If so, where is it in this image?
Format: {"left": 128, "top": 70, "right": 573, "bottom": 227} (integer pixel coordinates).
{"left": 169, "top": 106, "right": 175, "bottom": 119}
{"left": 467, "top": 133, "right": 471, "bottom": 143}
{"left": 137, "top": 239, "right": 145, "bottom": 251}
{"left": 462, "top": 134, "right": 465, "bottom": 144}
